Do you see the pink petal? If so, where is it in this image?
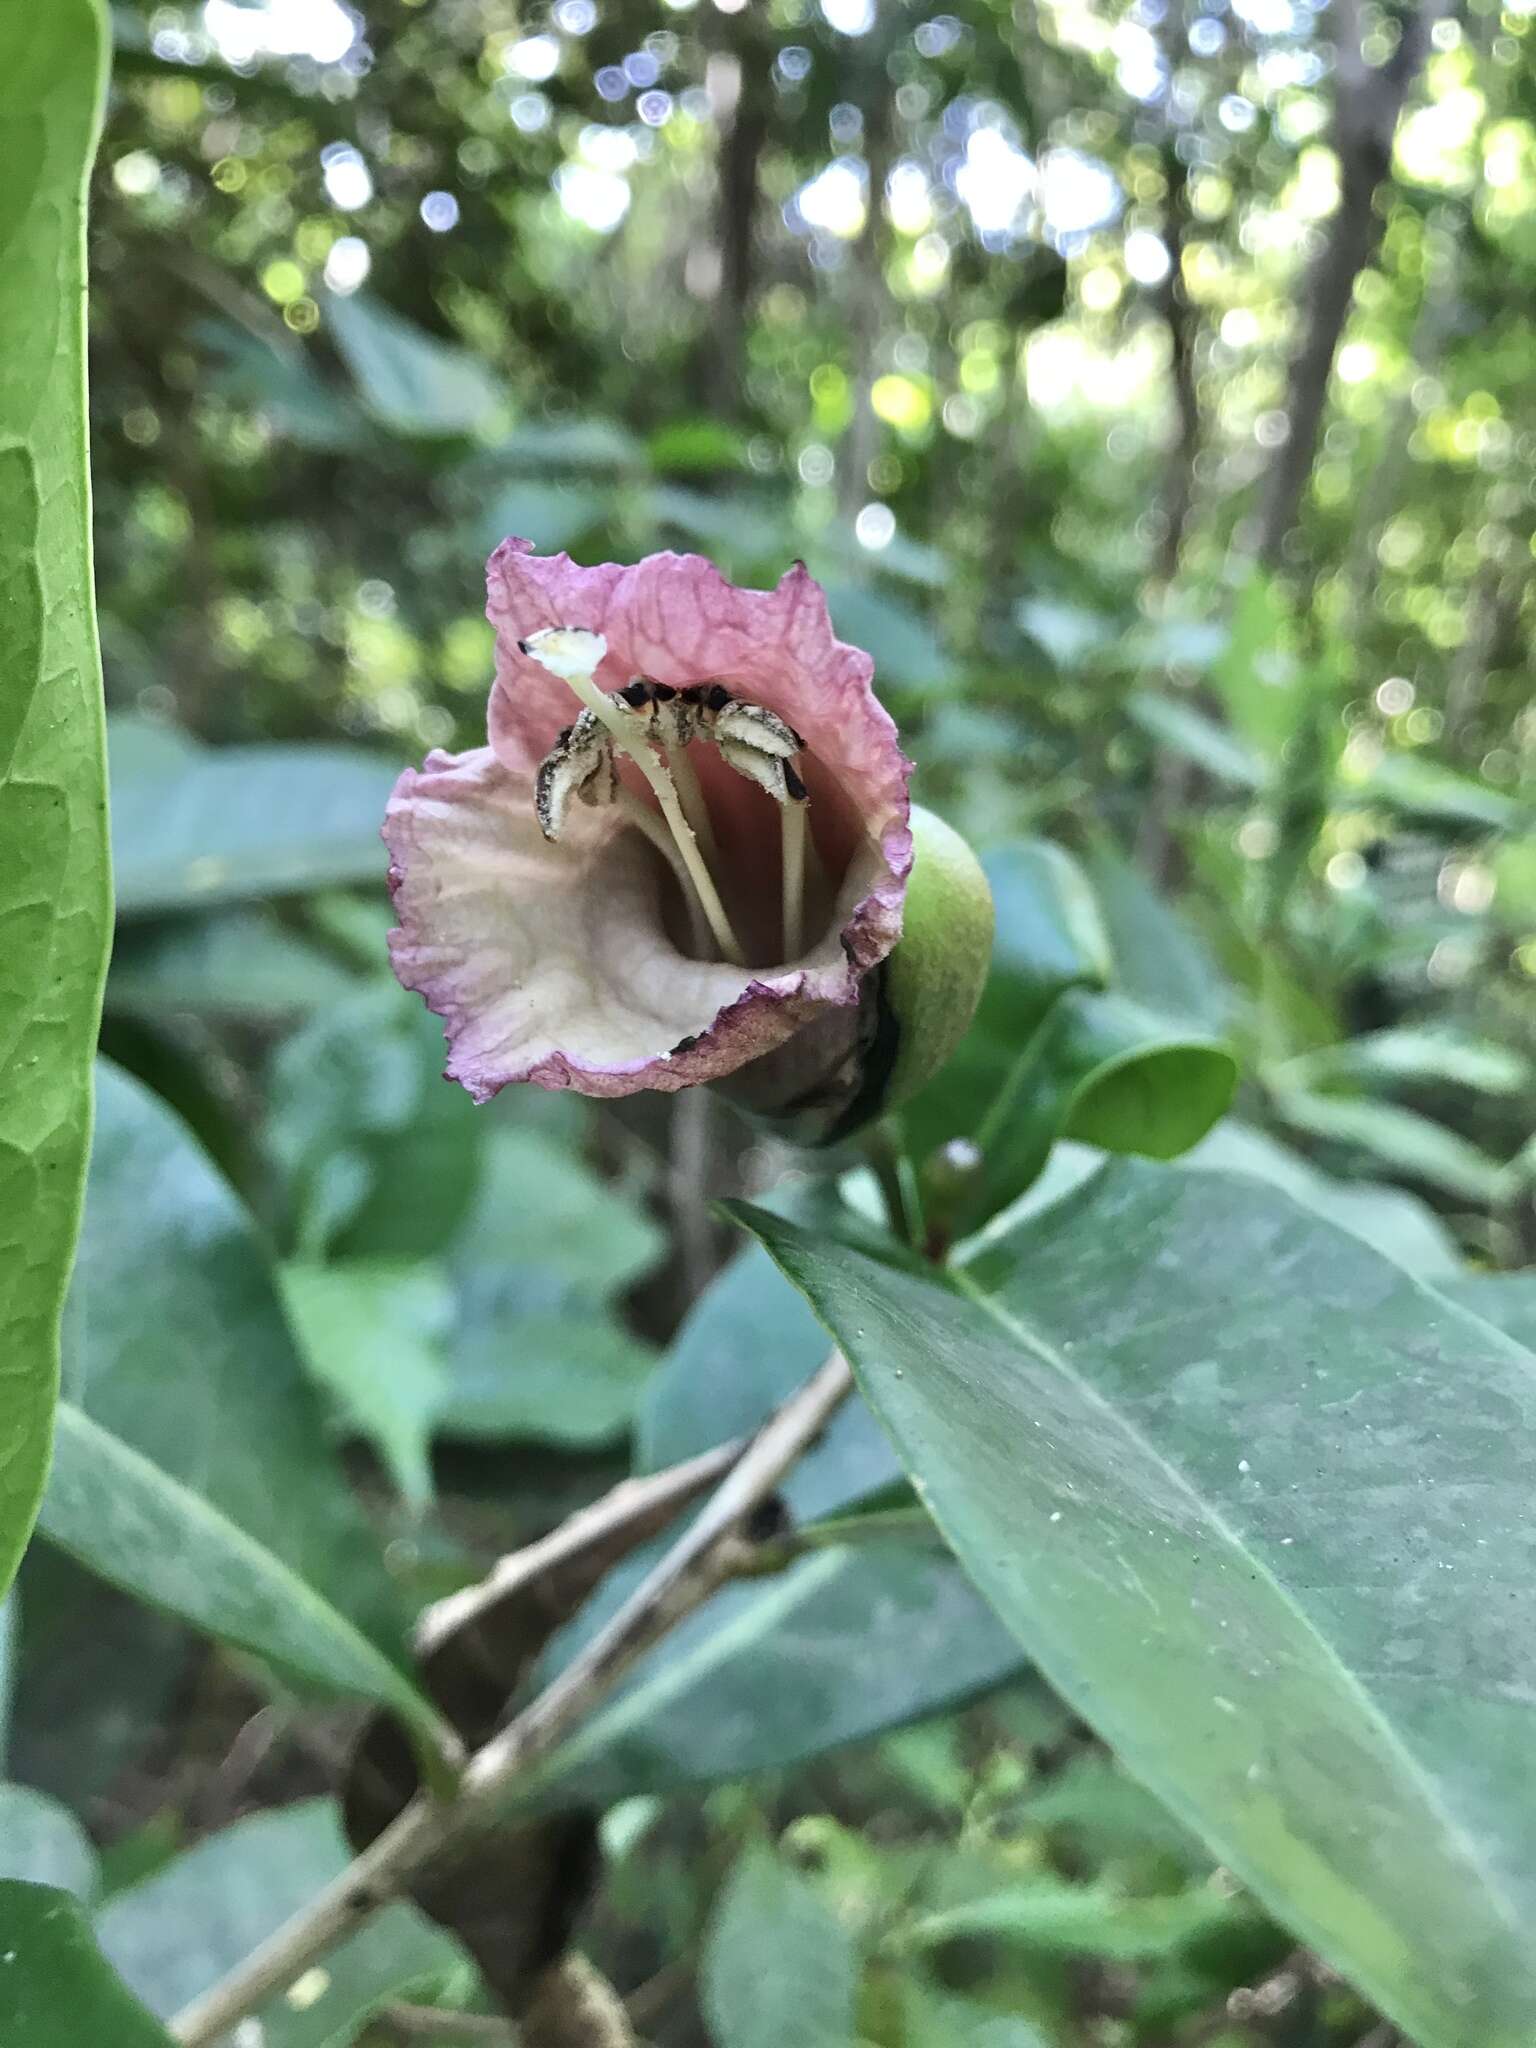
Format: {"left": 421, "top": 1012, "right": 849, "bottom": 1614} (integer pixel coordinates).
{"left": 384, "top": 745, "right": 900, "bottom": 1102}
{"left": 485, "top": 543, "right": 912, "bottom": 964}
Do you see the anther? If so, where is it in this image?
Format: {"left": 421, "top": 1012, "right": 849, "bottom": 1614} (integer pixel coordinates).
{"left": 521, "top": 627, "right": 746, "bottom": 966}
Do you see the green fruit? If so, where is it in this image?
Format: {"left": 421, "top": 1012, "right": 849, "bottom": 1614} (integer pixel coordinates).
{"left": 879, "top": 803, "right": 995, "bottom": 1112}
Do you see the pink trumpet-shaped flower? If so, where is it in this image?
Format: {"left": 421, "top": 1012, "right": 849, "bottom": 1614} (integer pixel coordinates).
{"left": 383, "top": 542, "right": 912, "bottom": 1105}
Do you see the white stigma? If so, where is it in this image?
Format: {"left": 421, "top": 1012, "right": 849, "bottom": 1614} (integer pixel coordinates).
{"left": 521, "top": 628, "right": 746, "bottom": 966}
{"left": 518, "top": 625, "right": 608, "bottom": 681}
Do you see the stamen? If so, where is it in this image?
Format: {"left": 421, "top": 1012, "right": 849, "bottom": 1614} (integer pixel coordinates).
{"left": 781, "top": 789, "right": 807, "bottom": 961}
{"left": 697, "top": 687, "right": 813, "bottom": 963}
{"left": 613, "top": 787, "right": 709, "bottom": 957}
{"left": 521, "top": 629, "right": 746, "bottom": 966}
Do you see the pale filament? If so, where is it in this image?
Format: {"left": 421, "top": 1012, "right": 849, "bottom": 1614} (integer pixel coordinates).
{"left": 522, "top": 629, "right": 814, "bottom": 968}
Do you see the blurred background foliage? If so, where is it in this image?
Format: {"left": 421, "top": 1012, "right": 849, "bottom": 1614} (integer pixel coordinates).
{"left": 15, "top": 0, "right": 1536, "bottom": 2039}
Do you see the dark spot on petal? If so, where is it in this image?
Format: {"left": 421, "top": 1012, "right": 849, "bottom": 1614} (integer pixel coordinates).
{"left": 670, "top": 1033, "right": 700, "bottom": 1056}
{"left": 517, "top": 638, "right": 532, "bottom": 655}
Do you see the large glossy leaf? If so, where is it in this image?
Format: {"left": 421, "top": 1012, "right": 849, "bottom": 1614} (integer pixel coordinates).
{"left": 1179, "top": 1121, "right": 1460, "bottom": 1277}
{"left": 59, "top": 1061, "right": 406, "bottom": 1647}
{"left": 39, "top": 1404, "right": 444, "bottom": 1744}
{"left": 0, "top": 2, "right": 111, "bottom": 1599}
{"left": 532, "top": 1542, "right": 1021, "bottom": 1807}
{"left": 737, "top": 1169, "right": 1536, "bottom": 2048}
{"left": 0, "top": 1885, "right": 175, "bottom": 2048}
{"left": 110, "top": 735, "right": 399, "bottom": 917}
{"left": 702, "top": 1841, "right": 858, "bottom": 2048}
{"left": 96, "top": 1802, "right": 468, "bottom": 2047}
{"left": 1441, "top": 1272, "right": 1536, "bottom": 1350}
{"left": 636, "top": 1243, "right": 900, "bottom": 1519}
{"left": 903, "top": 839, "right": 1233, "bottom": 1194}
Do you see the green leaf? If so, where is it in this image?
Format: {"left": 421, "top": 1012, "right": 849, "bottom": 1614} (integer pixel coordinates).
{"left": 0, "top": 1884, "right": 175, "bottom": 2048}
{"left": 1179, "top": 1121, "right": 1460, "bottom": 1277}
{"left": 1125, "top": 691, "right": 1264, "bottom": 791}
{"left": 437, "top": 1128, "right": 663, "bottom": 1445}
{"left": 965, "top": 989, "right": 1235, "bottom": 1225}
{"left": 1358, "top": 752, "right": 1524, "bottom": 834}
{"left": 1076, "top": 837, "right": 1234, "bottom": 1033}
{"left": 1208, "top": 573, "right": 1308, "bottom": 759}
{"left": 1440, "top": 1272, "right": 1536, "bottom": 1351}
{"left": 279, "top": 1258, "right": 453, "bottom": 1508}
{"left": 106, "top": 909, "right": 360, "bottom": 1019}
{"left": 472, "top": 479, "right": 604, "bottom": 556}
{"left": 895, "top": 1981, "right": 1051, "bottom": 2048}
{"left": 822, "top": 578, "right": 954, "bottom": 694}
{"left": 39, "top": 1404, "right": 445, "bottom": 1744}
{"left": 637, "top": 1245, "right": 901, "bottom": 1519}
{"left": 268, "top": 986, "right": 484, "bottom": 1263}
{"left": 736, "top": 1171, "right": 1536, "bottom": 2048}
{"left": 110, "top": 738, "right": 399, "bottom": 916}
{"left": 324, "top": 290, "right": 508, "bottom": 438}
{"left": 647, "top": 482, "right": 789, "bottom": 561}
{"left": 0, "top": 1787, "right": 98, "bottom": 1899}
{"left": 499, "top": 415, "right": 643, "bottom": 470}
{"left": 901, "top": 1878, "right": 1235, "bottom": 1963}
{"left": 702, "top": 1841, "right": 858, "bottom": 2048}
{"left": 62, "top": 1061, "right": 407, "bottom": 1647}
{"left": 1015, "top": 596, "right": 1117, "bottom": 668}
{"left": 986, "top": 839, "right": 1112, "bottom": 1035}
{"left": 534, "top": 1543, "right": 1021, "bottom": 1805}
{"left": 1269, "top": 1087, "right": 1513, "bottom": 1205}
{"left": 7, "top": 1555, "right": 189, "bottom": 1807}
{"left": 1274, "top": 1027, "right": 1531, "bottom": 1098}
{"left": 197, "top": 316, "right": 371, "bottom": 451}
{"left": 0, "top": 1, "right": 112, "bottom": 1599}
{"left": 95, "top": 1802, "right": 468, "bottom": 2047}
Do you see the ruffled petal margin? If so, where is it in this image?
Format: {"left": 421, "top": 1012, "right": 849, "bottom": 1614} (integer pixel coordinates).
{"left": 384, "top": 745, "right": 904, "bottom": 1102}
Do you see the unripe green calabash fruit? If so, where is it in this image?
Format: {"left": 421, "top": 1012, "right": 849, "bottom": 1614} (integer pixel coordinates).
{"left": 878, "top": 803, "right": 994, "bottom": 1112}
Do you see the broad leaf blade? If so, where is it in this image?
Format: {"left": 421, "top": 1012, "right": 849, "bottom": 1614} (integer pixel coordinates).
{"left": 701, "top": 1841, "right": 858, "bottom": 2048}
{"left": 0, "top": 2, "right": 111, "bottom": 1598}
{"left": 0, "top": 1884, "right": 175, "bottom": 2048}
{"left": 533, "top": 1543, "right": 1020, "bottom": 1805}
{"left": 96, "top": 1802, "right": 467, "bottom": 2047}
{"left": 68, "top": 1061, "right": 407, "bottom": 1646}
{"left": 110, "top": 739, "right": 399, "bottom": 916}
{"left": 736, "top": 1171, "right": 1536, "bottom": 2048}
{"left": 39, "top": 1405, "right": 445, "bottom": 1748}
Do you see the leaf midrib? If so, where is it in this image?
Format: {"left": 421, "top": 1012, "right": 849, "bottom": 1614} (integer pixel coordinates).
{"left": 945, "top": 1258, "right": 1525, "bottom": 1947}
